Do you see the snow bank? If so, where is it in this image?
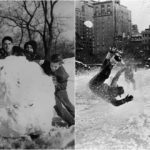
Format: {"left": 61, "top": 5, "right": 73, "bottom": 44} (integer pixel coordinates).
{"left": 76, "top": 68, "right": 150, "bottom": 149}
{"left": 0, "top": 56, "right": 56, "bottom": 137}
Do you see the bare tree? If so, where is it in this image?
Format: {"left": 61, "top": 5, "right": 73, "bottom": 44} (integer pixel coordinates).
{"left": 0, "top": 0, "right": 73, "bottom": 59}
{"left": 52, "top": 22, "right": 65, "bottom": 54}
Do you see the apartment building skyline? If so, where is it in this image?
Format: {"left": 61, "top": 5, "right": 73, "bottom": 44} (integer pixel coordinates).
{"left": 76, "top": 0, "right": 94, "bottom": 62}
{"left": 93, "top": 0, "right": 132, "bottom": 54}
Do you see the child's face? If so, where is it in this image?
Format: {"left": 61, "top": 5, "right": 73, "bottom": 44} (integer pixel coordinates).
{"left": 3, "top": 40, "right": 13, "bottom": 53}
{"left": 50, "top": 62, "right": 61, "bottom": 72}
{"left": 26, "top": 44, "right": 33, "bottom": 53}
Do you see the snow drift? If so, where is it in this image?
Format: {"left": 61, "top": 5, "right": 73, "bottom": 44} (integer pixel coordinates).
{"left": 0, "top": 56, "right": 56, "bottom": 137}
{"left": 76, "top": 68, "right": 150, "bottom": 149}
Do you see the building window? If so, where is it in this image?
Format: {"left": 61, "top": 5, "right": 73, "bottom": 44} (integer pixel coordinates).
{"left": 82, "top": 5, "right": 85, "bottom": 12}
{"left": 101, "top": 5, "right": 105, "bottom": 14}
{"left": 95, "top": 6, "right": 98, "bottom": 15}
{"left": 107, "top": 5, "right": 110, "bottom": 13}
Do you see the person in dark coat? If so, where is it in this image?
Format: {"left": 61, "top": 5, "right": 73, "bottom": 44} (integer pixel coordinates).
{"left": 41, "top": 54, "right": 74, "bottom": 126}
{"left": 24, "top": 40, "right": 41, "bottom": 62}
{"left": 89, "top": 51, "right": 133, "bottom": 106}
{"left": 0, "top": 36, "right": 24, "bottom": 59}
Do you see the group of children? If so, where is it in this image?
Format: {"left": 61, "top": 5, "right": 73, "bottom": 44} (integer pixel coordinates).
{"left": 0, "top": 36, "right": 75, "bottom": 127}
{"left": 0, "top": 36, "right": 41, "bottom": 62}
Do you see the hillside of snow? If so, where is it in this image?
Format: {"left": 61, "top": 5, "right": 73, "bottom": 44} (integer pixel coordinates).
{"left": 76, "top": 68, "right": 150, "bottom": 149}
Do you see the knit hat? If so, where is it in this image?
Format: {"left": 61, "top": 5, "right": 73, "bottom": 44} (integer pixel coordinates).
{"left": 24, "top": 40, "right": 37, "bottom": 53}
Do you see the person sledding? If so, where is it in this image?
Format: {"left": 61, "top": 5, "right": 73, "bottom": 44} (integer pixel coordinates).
{"left": 89, "top": 47, "right": 133, "bottom": 106}
{"left": 41, "top": 54, "right": 74, "bottom": 127}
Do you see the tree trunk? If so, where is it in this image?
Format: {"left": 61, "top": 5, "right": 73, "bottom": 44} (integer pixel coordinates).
{"left": 27, "top": 25, "right": 32, "bottom": 40}
{"left": 19, "top": 28, "right": 24, "bottom": 47}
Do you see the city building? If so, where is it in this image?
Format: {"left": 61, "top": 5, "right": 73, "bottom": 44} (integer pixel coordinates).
{"left": 132, "top": 24, "right": 139, "bottom": 35}
{"left": 75, "top": 0, "right": 95, "bottom": 63}
{"left": 141, "top": 25, "right": 150, "bottom": 50}
{"left": 93, "top": 0, "right": 132, "bottom": 54}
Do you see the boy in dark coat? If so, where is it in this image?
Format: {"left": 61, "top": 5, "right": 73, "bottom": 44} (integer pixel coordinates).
{"left": 41, "top": 54, "right": 74, "bottom": 126}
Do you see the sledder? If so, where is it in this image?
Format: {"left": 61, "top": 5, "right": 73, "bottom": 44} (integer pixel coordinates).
{"left": 89, "top": 47, "right": 133, "bottom": 106}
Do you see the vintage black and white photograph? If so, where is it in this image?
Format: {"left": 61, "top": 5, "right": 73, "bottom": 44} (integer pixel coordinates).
{"left": 0, "top": 0, "right": 75, "bottom": 149}
{"left": 76, "top": 0, "right": 150, "bottom": 149}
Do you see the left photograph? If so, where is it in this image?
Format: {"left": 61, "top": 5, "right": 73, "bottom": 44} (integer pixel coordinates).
{"left": 0, "top": 0, "right": 75, "bottom": 149}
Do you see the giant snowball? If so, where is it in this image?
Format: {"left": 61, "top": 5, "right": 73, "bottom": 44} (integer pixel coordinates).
{"left": 0, "top": 56, "right": 56, "bottom": 137}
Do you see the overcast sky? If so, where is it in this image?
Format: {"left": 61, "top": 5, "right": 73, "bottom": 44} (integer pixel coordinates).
{"left": 121, "top": 0, "right": 150, "bottom": 32}
{"left": 54, "top": 1, "right": 74, "bottom": 40}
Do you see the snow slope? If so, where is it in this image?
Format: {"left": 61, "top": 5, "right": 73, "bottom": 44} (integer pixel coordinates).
{"left": 76, "top": 68, "right": 150, "bottom": 149}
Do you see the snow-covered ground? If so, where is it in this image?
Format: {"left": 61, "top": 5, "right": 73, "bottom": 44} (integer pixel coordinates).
{"left": 76, "top": 68, "right": 150, "bottom": 149}
{"left": 0, "top": 56, "right": 75, "bottom": 144}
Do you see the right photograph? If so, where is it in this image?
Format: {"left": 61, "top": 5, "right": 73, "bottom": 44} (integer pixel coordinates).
{"left": 75, "top": 0, "right": 150, "bottom": 149}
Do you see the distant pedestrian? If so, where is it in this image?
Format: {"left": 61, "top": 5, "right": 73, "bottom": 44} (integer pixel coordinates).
{"left": 124, "top": 63, "right": 136, "bottom": 90}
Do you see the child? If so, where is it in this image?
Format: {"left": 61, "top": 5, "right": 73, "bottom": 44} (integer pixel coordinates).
{"left": 24, "top": 40, "right": 41, "bottom": 62}
{"left": 41, "top": 54, "right": 74, "bottom": 126}
{"left": 0, "top": 36, "right": 24, "bottom": 59}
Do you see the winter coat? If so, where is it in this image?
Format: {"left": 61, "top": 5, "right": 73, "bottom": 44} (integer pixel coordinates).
{"left": 23, "top": 50, "right": 41, "bottom": 62}
{"left": 0, "top": 48, "right": 8, "bottom": 59}
{"left": 41, "top": 60, "right": 69, "bottom": 93}
{"left": 0, "top": 46, "right": 24, "bottom": 59}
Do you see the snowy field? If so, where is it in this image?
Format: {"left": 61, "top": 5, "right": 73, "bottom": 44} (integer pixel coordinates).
{"left": 76, "top": 67, "right": 150, "bottom": 149}
{"left": 0, "top": 56, "right": 75, "bottom": 149}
